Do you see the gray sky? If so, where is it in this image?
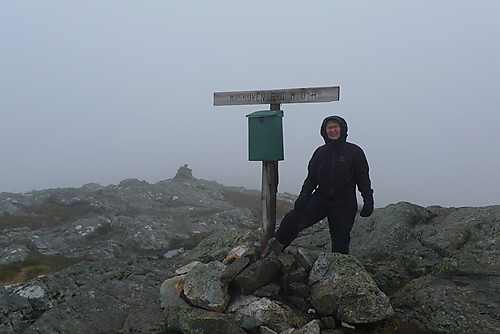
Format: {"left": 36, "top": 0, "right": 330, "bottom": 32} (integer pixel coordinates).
{"left": 1, "top": 1, "right": 499, "bottom": 208}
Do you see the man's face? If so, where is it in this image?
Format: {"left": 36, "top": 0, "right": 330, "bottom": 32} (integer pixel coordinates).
{"left": 326, "top": 120, "right": 341, "bottom": 140}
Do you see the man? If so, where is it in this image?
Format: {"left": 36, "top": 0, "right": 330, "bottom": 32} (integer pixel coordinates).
{"left": 265, "top": 115, "right": 374, "bottom": 256}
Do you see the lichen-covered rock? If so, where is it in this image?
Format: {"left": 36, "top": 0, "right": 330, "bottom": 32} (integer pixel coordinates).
{"left": 308, "top": 253, "right": 394, "bottom": 323}
{"left": 1, "top": 256, "right": 174, "bottom": 334}
{"left": 391, "top": 275, "right": 500, "bottom": 334}
{"left": 183, "top": 261, "right": 230, "bottom": 312}
{"left": 350, "top": 202, "right": 500, "bottom": 292}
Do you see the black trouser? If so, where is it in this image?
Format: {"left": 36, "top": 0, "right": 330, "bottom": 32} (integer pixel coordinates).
{"left": 275, "top": 193, "right": 356, "bottom": 254}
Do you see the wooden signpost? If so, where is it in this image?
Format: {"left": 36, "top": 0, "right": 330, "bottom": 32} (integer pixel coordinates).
{"left": 213, "top": 86, "right": 340, "bottom": 254}
{"left": 214, "top": 86, "right": 340, "bottom": 106}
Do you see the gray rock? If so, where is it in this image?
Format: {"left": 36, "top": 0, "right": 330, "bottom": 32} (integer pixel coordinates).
{"left": 221, "top": 256, "right": 251, "bottom": 282}
{"left": 180, "top": 229, "right": 261, "bottom": 264}
{"left": 67, "top": 216, "right": 112, "bottom": 238}
{"left": 308, "top": 253, "right": 394, "bottom": 323}
{"left": 0, "top": 244, "right": 30, "bottom": 264}
{"left": 174, "top": 261, "right": 202, "bottom": 275}
{"left": 159, "top": 274, "right": 185, "bottom": 308}
{"left": 391, "top": 274, "right": 500, "bottom": 333}
{"left": 0, "top": 227, "right": 35, "bottom": 247}
{"left": 286, "top": 266, "right": 308, "bottom": 283}
{"left": 183, "top": 261, "right": 230, "bottom": 312}
{"left": 277, "top": 252, "right": 297, "bottom": 273}
{"left": 299, "top": 319, "right": 322, "bottom": 334}
{"left": 290, "top": 247, "right": 322, "bottom": 272}
{"left": 45, "top": 187, "right": 88, "bottom": 206}
{"left": 119, "top": 216, "right": 174, "bottom": 250}
{"left": 0, "top": 255, "right": 173, "bottom": 334}
{"left": 350, "top": 202, "right": 500, "bottom": 291}
{"left": 259, "top": 326, "right": 278, "bottom": 334}
{"left": 288, "top": 281, "right": 309, "bottom": 299}
{"left": 232, "top": 257, "right": 281, "bottom": 295}
{"left": 254, "top": 283, "right": 281, "bottom": 298}
{"left": 227, "top": 295, "right": 311, "bottom": 333}
{"left": 162, "top": 297, "right": 246, "bottom": 334}
{"left": 0, "top": 195, "right": 24, "bottom": 215}
{"left": 200, "top": 207, "right": 256, "bottom": 229}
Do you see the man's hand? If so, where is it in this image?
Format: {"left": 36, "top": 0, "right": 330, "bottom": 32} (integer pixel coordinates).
{"left": 294, "top": 194, "right": 310, "bottom": 212}
{"left": 360, "top": 200, "right": 374, "bottom": 217}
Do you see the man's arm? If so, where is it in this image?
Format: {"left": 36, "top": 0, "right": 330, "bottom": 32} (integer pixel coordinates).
{"left": 294, "top": 149, "right": 320, "bottom": 212}
{"left": 355, "top": 147, "right": 374, "bottom": 217}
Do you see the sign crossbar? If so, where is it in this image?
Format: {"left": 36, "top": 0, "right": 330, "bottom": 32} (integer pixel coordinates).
{"left": 214, "top": 86, "right": 340, "bottom": 106}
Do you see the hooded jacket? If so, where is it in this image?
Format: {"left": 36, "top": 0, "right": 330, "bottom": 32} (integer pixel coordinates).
{"left": 299, "top": 115, "right": 373, "bottom": 208}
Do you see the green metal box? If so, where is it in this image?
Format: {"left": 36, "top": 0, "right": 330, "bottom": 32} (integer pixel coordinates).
{"left": 246, "top": 110, "right": 284, "bottom": 161}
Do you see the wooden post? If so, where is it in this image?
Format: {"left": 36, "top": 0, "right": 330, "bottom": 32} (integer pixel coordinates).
{"left": 260, "top": 160, "right": 278, "bottom": 254}
{"left": 260, "top": 103, "right": 281, "bottom": 254}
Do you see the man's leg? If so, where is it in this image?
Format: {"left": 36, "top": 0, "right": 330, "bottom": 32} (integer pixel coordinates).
{"left": 275, "top": 193, "right": 327, "bottom": 248}
{"left": 327, "top": 206, "right": 357, "bottom": 254}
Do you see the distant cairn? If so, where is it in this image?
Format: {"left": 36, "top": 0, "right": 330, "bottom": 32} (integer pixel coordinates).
{"left": 173, "top": 164, "right": 194, "bottom": 180}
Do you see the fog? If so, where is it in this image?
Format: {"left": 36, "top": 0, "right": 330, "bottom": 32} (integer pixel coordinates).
{"left": 1, "top": 1, "right": 499, "bottom": 208}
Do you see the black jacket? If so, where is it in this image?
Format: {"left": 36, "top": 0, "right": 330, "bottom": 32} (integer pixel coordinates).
{"left": 299, "top": 116, "right": 373, "bottom": 208}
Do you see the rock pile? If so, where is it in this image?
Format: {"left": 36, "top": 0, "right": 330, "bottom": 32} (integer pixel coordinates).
{"left": 160, "top": 232, "right": 394, "bottom": 333}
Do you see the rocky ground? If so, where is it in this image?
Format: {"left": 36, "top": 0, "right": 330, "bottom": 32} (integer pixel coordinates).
{"left": 0, "top": 165, "right": 498, "bottom": 333}
{"left": 0, "top": 165, "right": 280, "bottom": 265}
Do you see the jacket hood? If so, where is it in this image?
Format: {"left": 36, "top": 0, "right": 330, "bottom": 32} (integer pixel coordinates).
{"left": 320, "top": 115, "right": 348, "bottom": 144}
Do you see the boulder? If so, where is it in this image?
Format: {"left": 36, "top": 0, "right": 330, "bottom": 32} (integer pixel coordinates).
{"left": 183, "top": 261, "right": 230, "bottom": 312}
{"left": 308, "top": 253, "right": 394, "bottom": 323}
{"left": 391, "top": 274, "right": 500, "bottom": 334}
{"left": 350, "top": 202, "right": 500, "bottom": 291}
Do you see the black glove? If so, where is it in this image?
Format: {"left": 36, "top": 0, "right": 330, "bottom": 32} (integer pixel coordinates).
{"left": 294, "top": 194, "right": 310, "bottom": 212}
{"left": 360, "top": 199, "right": 374, "bottom": 217}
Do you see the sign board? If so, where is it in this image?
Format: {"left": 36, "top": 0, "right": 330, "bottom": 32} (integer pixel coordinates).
{"left": 214, "top": 86, "right": 340, "bottom": 106}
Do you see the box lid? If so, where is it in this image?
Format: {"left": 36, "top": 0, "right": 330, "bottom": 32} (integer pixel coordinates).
{"left": 246, "top": 110, "right": 283, "bottom": 118}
